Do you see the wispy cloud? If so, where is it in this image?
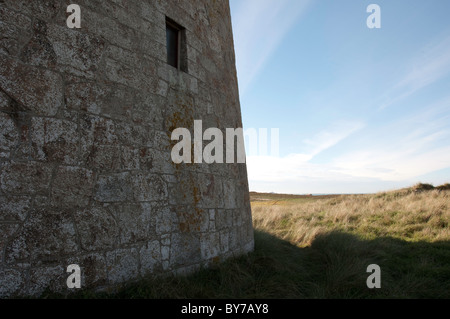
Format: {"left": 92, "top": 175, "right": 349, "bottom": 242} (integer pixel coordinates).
{"left": 333, "top": 101, "right": 450, "bottom": 181}
{"left": 246, "top": 120, "right": 365, "bottom": 182}
{"left": 380, "top": 35, "right": 450, "bottom": 110}
{"left": 302, "top": 120, "right": 365, "bottom": 157}
{"left": 231, "top": 0, "right": 310, "bottom": 94}
{"left": 247, "top": 101, "right": 450, "bottom": 190}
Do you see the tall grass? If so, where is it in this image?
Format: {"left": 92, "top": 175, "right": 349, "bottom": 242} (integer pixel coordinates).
{"left": 252, "top": 189, "right": 449, "bottom": 246}
{"left": 41, "top": 186, "right": 450, "bottom": 299}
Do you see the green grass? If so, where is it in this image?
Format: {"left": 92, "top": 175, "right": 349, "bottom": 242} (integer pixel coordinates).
{"left": 45, "top": 230, "right": 450, "bottom": 299}
{"left": 42, "top": 186, "right": 450, "bottom": 299}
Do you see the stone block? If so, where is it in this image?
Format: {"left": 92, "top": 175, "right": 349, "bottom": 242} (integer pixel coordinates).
{"left": 170, "top": 232, "right": 201, "bottom": 268}
{"left": 0, "top": 112, "right": 19, "bottom": 159}
{"left": 0, "top": 56, "right": 63, "bottom": 116}
{"left": 74, "top": 207, "right": 119, "bottom": 251}
{"left": 131, "top": 173, "right": 168, "bottom": 202}
{"left": 176, "top": 206, "right": 209, "bottom": 233}
{"left": 0, "top": 268, "right": 26, "bottom": 298}
{"left": 0, "top": 161, "right": 53, "bottom": 194}
{"left": 106, "top": 248, "right": 139, "bottom": 284}
{"left": 5, "top": 209, "right": 78, "bottom": 263}
{"left": 20, "top": 32, "right": 57, "bottom": 69}
{"left": 31, "top": 117, "right": 79, "bottom": 164}
{"left": 0, "top": 6, "right": 32, "bottom": 56}
{"left": 111, "top": 203, "right": 152, "bottom": 245}
{"left": 51, "top": 166, "right": 95, "bottom": 208}
{"left": 200, "top": 232, "right": 220, "bottom": 260}
{"left": 86, "top": 145, "right": 121, "bottom": 172}
{"left": 0, "top": 195, "right": 31, "bottom": 222}
{"left": 65, "top": 82, "right": 106, "bottom": 115}
{"left": 0, "top": 224, "right": 19, "bottom": 254}
{"left": 1, "top": 0, "right": 61, "bottom": 21}
{"left": 94, "top": 172, "right": 132, "bottom": 203}
{"left": 46, "top": 24, "right": 106, "bottom": 78}
{"left": 222, "top": 179, "right": 237, "bottom": 209}
{"left": 66, "top": 253, "right": 108, "bottom": 289}
{"left": 140, "top": 240, "right": 161, "bottom": 276}
{"left": 80, "top": 115, "right": 118, "bottom": 156}
{"left": 154, "top": 205, "right": 175, "bottom": 235}
{"left": 28, "top": 264, "right": 65, "bottom": 297}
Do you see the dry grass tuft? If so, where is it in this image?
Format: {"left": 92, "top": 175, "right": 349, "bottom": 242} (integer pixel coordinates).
{"left": 43, "top": 184, "right": 450, "bottom": 299}
{"left": 252, "top": 188, "right": 450, "bottom": 246}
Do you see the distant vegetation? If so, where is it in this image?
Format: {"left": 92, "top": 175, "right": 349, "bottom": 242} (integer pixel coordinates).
{"left": 43, "top": 183, "right": 449, "bottom": 299}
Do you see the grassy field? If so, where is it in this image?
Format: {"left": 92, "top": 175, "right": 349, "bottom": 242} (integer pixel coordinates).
{"left": 46, "top": 183, "right": 450, "bottom": 299}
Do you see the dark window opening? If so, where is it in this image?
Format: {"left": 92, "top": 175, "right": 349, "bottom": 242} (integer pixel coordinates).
{"left": 166, "top": 22, "right": 179, "bottom": 68}
{"left": 166, "top": 17, "right": 187, "bottom": 72}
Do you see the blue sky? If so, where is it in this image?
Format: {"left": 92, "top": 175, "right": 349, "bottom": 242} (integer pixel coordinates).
{"left": 229, "top": 0, "right": 450, "bottom": 194}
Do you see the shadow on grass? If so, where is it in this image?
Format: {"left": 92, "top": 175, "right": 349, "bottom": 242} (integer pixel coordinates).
{"left": 43, "top": 230, "right": 450, "bottom": 299}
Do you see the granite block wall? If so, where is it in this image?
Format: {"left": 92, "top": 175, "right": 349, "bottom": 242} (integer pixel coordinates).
{"left": 0, "top": 0, "right": 254, "bottom": 297}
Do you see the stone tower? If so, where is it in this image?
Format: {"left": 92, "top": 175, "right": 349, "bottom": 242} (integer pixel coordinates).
{"left": 0, "top": 0, "right": 254, "bottom": 297}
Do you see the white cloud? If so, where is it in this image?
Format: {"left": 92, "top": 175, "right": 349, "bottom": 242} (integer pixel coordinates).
{"left": 246, "top": 120, "right": 365, "bottom": 183}
{"left": 231, "top": 0, "right": 310, "bottom": 94}
{"left": 332, "top": 144, "right": 450, "bottom": 182}
{"left": 330, "top": 105, "right": 450, "bottom": 181}
{"left": 246, "top": 104, "right": 450, "bottom": 191}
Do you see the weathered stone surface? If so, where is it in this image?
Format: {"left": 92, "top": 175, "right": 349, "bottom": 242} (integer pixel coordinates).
{"left": 222, "top": 179, "right": 238, "bottom": 209}
{"left": 0, "top": 0, "right": 253, "bottom": 297}
{"left": 94, "top": 172, "right": 132, "bottom": 203}
{"left": 80, "top": 115, "right": 118, "bottom": 155}
{"left": 0, "top": 112, "right": 19, "bottom": 159}
{"left": 31, "top": 117, "right": 79, "bottom": 164}
{"left": 155, "top": 205, "right": 176, "bottom": 235}
{"left": 0, "top": 55, "right": 63, "bottom": 116}
{"left": 140, "top": 240, "right": 161, "bottom": 276}
{"left": 65, "top": 82, "right": 106, "bottom": 115}
{"left": 5, "top": 209, "right": 78, "bottom": 263}
{"left": 0, "top": 6, "right": 32, "bottom": 56}
{"left": 80, "top": 6, "right": 139, "bottom": 50}
{"left": 132, "top": 173, "right": 168, "bottom": 202}
{"left": 86, "top": 144, "right": 121, "bottom": 172}
{"left": 0, "top": 224, "right": 19, "bottom": 254}
{"left": 28, "top": 264, "right": 65, "bottom": 297}
{"left": 103, "top": 54, "right": 158, "bottom": 92}
{"left": 47, "top": 24, "right": 106, "bottom": 78}
{"left": 0, "top": 268, "right": 25, "bottom": 298}
{"left": 51, "top": 166, "right": 95, "bottom": 207}
{"left": 0, "top": 161, "right": 53, "bottom": 194}
{"left": 216, "top": 209, "right": 233, "bottom": 231}
{"left": 170, "top": 232, "right": 201, "bottom": 268}
{"left": 0, "top": 196, "right": 31, "bottom": 222}
{"left": 106, "top": 248, "right": 139, "bottom": 284}
{"left": 201, "top": 232, "right": 221, "bottom": 260}
{"left": 196, "top": 174, "right": 224, "bottom": 208}
{"left": 115, "top": 121, "right": 152, "bottom": 147}
{"left": 74, "top": 207, "right": 119, "bottom": 251}
{"left": 20, "top": 32, "right": 58, "bottom": 69}
{"left": 161, "top": 245, "right": 170, "bottom": 262}
{"left": 219, "top": 230, "right": 230, "bottom": 254}
{"left": 1, "top": 0, "right": 61, "bottom": 21}
{"left": 111, "top": 203, "right": 152, "bottom": 245}
{"left": 67, "top": 253, "right": 108, "bottom": 288}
